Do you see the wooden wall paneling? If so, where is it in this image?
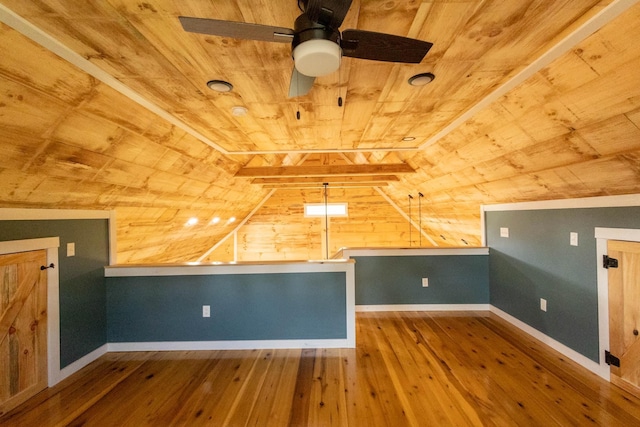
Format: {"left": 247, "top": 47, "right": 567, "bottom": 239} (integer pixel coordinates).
{"left": 200, "top": 236, "right": 235, "bottom": 263}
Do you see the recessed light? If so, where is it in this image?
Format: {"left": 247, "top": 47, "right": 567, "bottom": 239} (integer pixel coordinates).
{"left": 207, "top": 79, "right": 233, "bottom": 92}
{"left": 408, "top": 72, "right": 435, "bottom": 86}
{"left": 231, "top": 106, "right": 248, "bottom": 117}
{"left": 228, "top": 217, "right": 236, "bottom": 224}
{"left": 211, "top": 217, "right": 220, "bottom": 224}
{"left": 402, "top": 136, "right": 416, "bottom": 142}
{"left": 185, "top": 217, "right": 198, "bottom": 226}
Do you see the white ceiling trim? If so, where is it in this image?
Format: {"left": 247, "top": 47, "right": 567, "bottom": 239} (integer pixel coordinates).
{"left": 418, "top": 0, "right": 640, "bottom": 150}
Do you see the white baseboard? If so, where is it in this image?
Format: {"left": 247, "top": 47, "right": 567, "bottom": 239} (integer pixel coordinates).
{"left": 54, "top": 307, "right": 607, "bottom": 387}
{"left": 356, "top": 304, "right": 490, "bottom": 312}
{"left": 107, "top": 338, "right": 354, "bottom": 352}
{"left": 52, "top": 344, "right": 108, "bottom": 386}
{"left": 490, "top": 306, "right": 607, "bottom": 379}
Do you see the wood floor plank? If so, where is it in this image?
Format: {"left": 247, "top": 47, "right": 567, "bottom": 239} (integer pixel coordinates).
{"left": 2, "top": 312, "right": 640, "bottom": 426}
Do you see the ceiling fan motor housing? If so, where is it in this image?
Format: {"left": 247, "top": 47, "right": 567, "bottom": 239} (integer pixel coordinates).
{"left": 292, "top": 14, "right": 341, "bottom": 77}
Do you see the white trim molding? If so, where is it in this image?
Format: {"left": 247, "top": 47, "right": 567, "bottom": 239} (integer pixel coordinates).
{"left": 108, "top": 339, "right": 351, "bottom": 352}
{"left": 357, "top": 304, "right": 490, "bottom": 312}
{"left": 482, "top": 194, "right": 640, "bottom": 212}
{"left": 56, "top": 344, "right": 108, "bottom": 386}
{"left": 490, "top": 306, "right": 604, "bottom": 378}
{"left": 0, "top": 207, "right": 113, "bottom": 220}
{"left": 339, "top": 247, "right": 488, "bottom": 259}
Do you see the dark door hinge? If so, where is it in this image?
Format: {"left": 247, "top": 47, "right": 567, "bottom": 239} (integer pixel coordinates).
{"left": 605, "top": 350, "right": 620, "bottom": 367}
{"left": 603, "top": 255, "right": 619, "bottom": 269}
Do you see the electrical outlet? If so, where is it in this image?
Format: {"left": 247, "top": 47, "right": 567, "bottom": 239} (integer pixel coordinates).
{"left": 67, "top": 242, "right": 75, "bottom": 257}
{"left": 570, "top": 232, "right": 578, "bottom": 246}
{"left": 540, "top": 298, "right": 547, "bottom": 312}
{"left": 422, "top": 278, "right": 429, "bottom": 287}
{"left": 202, "top": 305, "right": 210, "bottom": 318}
{"left": 500, "top": 227, "right": 509, "bottom": 238}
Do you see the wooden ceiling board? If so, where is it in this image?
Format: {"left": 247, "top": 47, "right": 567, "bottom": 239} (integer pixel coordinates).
{"left": 1, "top": 0, "right": 640, "bottom": 263}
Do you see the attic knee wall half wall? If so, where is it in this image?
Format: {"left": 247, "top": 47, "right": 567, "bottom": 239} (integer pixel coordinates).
{"left": 484, "top": 194, "right": 640, "bottom": 373}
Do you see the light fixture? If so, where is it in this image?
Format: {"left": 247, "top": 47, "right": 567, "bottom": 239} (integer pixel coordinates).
{"left": 227, "top": 217, "right": 236, "bottom": 224}
{"left": 211, "top": 217, "right": 220, "bottom": 224}
{"left": 207, "top": 79, "right": 233, "bottom": 92}
{"left": 402, "top": 136, "right": 416, "bottom": 142}
{"left": 408, "top": 72, "right": 435, "bottom": 86}
{"left": 185, "top": 217, "right": 198, "bottom": 226}
{"left": 292, "top": 39, "right": 341, "bottom": 77}
{"left": 231, "top": 106, "right": 248, "bottom": 117}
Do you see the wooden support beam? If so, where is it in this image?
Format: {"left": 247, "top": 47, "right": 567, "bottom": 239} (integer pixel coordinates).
{"left": 261, "top": 183, "right": 389, "bottom": 189}
{"left": 236, "top": 164, "right": 414, "bottom": 178}
{"left": 251, "top": 175, "right": 400, "bottom": 184}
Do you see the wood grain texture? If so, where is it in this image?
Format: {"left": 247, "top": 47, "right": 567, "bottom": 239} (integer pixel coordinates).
{"left": 2, "top": 312, "right": 640, "bottom": 426}
{"left": 0, "top": 1, "right": 640, "bottom": 263}
{"left": 0, "top": 250, "right": 47, "bottom": 417}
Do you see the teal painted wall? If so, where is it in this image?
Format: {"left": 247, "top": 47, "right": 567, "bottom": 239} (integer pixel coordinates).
{"left": 486, "top": 206, "right": 640, "bottom": 362}
{"left": 0, "top": 219, "right": 109, "bottom": 368}
{"left": 106, "top": 272, "right": 347, "bottom": 342}
{"left": 353, "top": 255, "right": 489, "bottom": 305}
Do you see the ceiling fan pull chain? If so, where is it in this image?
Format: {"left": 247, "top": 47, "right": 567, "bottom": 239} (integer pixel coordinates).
{"left": 338, "top": 58, "right": 343, "bottom": 107}
{"left": 296, "top": 72, "right": 301, "bottom": 120}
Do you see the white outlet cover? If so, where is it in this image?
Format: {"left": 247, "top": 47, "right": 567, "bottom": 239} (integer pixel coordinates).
{"left": 67, "top": 242, "right": 75, "bottom": 257}
{"left": 570, "top": 232, "right": 578, "bottom": 246}
{"left": 500, "top": 227, "right": 509, "bottom": 238}
{"left": 422, "top": 278, "right": 429, "bottom": 287}
{"left": 202, "top": 305, "right": 210, "bottom": 318}
{"left": 540, "top": 298, "right": 547, "bottom": 312}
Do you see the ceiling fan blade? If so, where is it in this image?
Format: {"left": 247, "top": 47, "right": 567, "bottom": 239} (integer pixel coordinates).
{"left": 179, "top": 16, "right": 294, "bottom": 43}
{"left": 303, "top": 0, "right": 353, "bottom": 28}
{"left": 288, "top": 68, "right": 316, "bottom": 98}
{"left": 341, "top": 29, "right": 433, "bottom": 63}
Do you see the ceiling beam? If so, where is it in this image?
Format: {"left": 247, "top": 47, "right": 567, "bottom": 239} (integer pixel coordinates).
{"left": 261, "top": 183, "right": 389, "bottom": 189}
{"left": 236, "top": 164, "right": 415, "bottom": 178}
{"left": 251, "top": 175, "right": 400, "bottom": 184}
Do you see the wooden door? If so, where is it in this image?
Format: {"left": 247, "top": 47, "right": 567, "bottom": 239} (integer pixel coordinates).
{"left": 0, "top": 250, "right": 48, "bottom": 416}
{"left": 607, "top": 240, "right": 640, "bottom": 396}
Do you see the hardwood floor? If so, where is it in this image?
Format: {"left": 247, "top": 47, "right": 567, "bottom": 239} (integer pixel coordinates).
{"left": 2, "top": 312, "right": 640, "bottom": 426}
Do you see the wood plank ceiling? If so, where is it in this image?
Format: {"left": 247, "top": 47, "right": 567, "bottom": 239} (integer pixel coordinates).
{"left": 0, "top": 0, "right": 639, "bottom": 263}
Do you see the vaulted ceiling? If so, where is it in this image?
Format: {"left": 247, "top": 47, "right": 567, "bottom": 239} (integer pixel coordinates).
{"left": 1, "top": 0, "right": 639, "bottom": 263}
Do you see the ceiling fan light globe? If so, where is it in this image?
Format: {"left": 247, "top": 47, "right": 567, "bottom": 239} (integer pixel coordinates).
{"left": 293, "top": 39, "right": 341, "bottom": 77}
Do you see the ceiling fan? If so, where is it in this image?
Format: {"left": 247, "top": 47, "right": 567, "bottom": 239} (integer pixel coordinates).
{"left": 179, "top": 0, "right": 433, "bottom": 97}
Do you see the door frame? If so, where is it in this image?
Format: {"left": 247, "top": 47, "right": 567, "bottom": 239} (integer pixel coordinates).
{"left": 595, "top": 227, "right": 640, "bottom": 381}
{"left": 0, "top": 237, "right": 59, "bottom": 387}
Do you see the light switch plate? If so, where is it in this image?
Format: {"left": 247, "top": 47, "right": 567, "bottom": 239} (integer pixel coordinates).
{"left": 202, "top": 305, "right": 210, "bottom": 318}
{"left": 67, "top": 242, "right": 75, "bottom": 257}
{"left": 422, "top": 278, "right": 429, "bottom": 287}
{"left": 570, "top": 232, "right": 578, "bottom": 246}
{"left": 500, "top": 227, "right": 509, "bottom": 238}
